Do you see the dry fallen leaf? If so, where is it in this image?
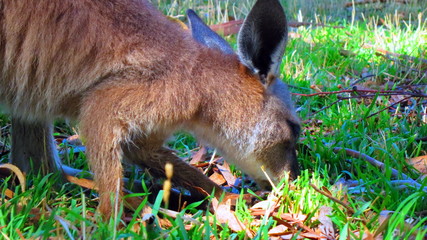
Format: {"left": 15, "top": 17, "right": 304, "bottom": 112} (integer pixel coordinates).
{"left": 250, "top": 198, "right": 279, "bottom": 211}
{"left": 279, "top": 233, "right": 300, "bottom": 239}
{"left": 209, "top": 171, "right": 227, "bottom": 185}
{"left": 268, "top": 224, "right": 289, "bottom": 236}
{"left": 189, "top": 147, "right": 207, "bottom": 165}
{"left": 216, "top": 161, "right": 238, "bottom": 187}
{"left": 65, "top": 174, "right": 96, "bottom": 190}
{"left": 353, "top": 227, "right": 382, "bottom": 240}
{"left": 65, "top": 134, "right": 83, "bottom": 146}
{"left": 212, "top": 198, "right": 254, "bottom": 238}
{"left": 407, "top": 155, "right": 427, "bottom": 176}
{"left": 4, "top": 188, "right": 14, "bottom": 199}
{"left": 280, "top": 213, "right": 307, "bottom": 223}
{"left": 299, "top": 232, "right": 323, "bottom": 239}
{"left": 318, "top": 206, "right": 335, "bottom": 240}
{"left": 376, "top": 210, "right": 423, "bottom": 239}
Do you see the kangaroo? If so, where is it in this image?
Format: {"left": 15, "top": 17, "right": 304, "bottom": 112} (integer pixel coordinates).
{"left": 0, "top": 0, "right": 300, "bottom": 218}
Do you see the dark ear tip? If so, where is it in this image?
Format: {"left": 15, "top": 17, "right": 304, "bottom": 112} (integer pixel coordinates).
{"left": 186, "top": 8, "right": 235, "bottom": 55}
{"left": 186, "top": 9, "right": 196, "bottom": 16}
{"left": 186, "top": 9, "right": 200, "bottom": 22}
{"left": 237, "top": 0, "right": 287, "bottom": 78}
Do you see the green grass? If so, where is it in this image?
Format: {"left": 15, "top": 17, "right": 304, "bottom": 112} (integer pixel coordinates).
{"left": 1, "top": 0, "right": 427, "bottom": 239}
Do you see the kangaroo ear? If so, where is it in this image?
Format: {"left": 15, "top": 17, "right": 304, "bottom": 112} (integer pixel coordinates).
{"left": 237, "top": 0, "right": 288, "bottom": 81}
{"left": 186, "top": 9, "right": 235, "bottom": 55}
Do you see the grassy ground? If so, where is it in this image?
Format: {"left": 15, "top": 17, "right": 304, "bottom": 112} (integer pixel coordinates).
{"left": 1, "top": 0, "right": 427, "bottom": 239}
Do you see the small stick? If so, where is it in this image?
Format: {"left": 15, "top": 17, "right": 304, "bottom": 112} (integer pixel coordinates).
{"left": 273, "top": 215, "right": 319, "bottom": 235}
{"left": 310, "top": 183, "right": 356, "bottom": 216}
{"left": 210, "top": 20, "right": 344, "bottom": 36}
{"left": 203, "top": 149, "right": 217, "bottom": 175}
{"left": 292, "top": 89, "right": 427, "bottom": 98}
{"left": 303, "top": 95, "right": 414, "bottom": 119}
{"left": 390, "top": 180, "right": 426, "bottom": 189}
{"left": 360, "top": 96, "right": 412, "bottom": 120}
{"left": 345, "top": 0, "right": 409, "bottom": 7}
{"left": 362, "top": 44, "right": 427, "bottom": 64}
{"left": 337, "top": 93, "right": 416, "bottom": 100}
{"left": 333, "top": 147, "right": 426, "bottom": 192}
{"left": 415, "top": 136, "right": 427, "bottom": 142}
{"left": 350, "top": 74, "right": 377, "bottom": 86}
{"left": 306, "top": 99, "right": 342, "bottom": 118}
{"left": 0, "top": 150, "right": 10, "bottom": 158}
{"left": 288, "top": 21, "right": 345, "bottom": 29}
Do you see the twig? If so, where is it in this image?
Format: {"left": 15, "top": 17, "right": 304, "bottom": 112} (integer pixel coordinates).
{"left": 295, "top": 86, "right": 425, "bottom": 119}
{"left": 297, "top": 89, "right": 425, "bottom": 119}
{"left": 61, "top": 164, "right": 88, "bottom": 178}
{"left": 288, "top": 84, "right": 312, "bottom": 92}
{"left": 292, "top": 89, "right": 427, "bottom": 98}
{"left": 345, "top": 0, "right": 410, "bottom": 7}
{"left": 288, "top": 21, "right": 345, "bottom": 29}
{"left": 302, "top": 92, "right": 415, "bottom": 120}
{"left": 337, "top": 93, "right": 415, "bottom": 100}
{"left": 415, "top": 136, "right": 427, "bottom": 142}
{"left": 210, "top": 20, "right": 343, "bottom": 36}
{"left": 417, "top": 210, "right": 427, "bottom": 216}
{"left": 399, "top": 84, "right": 427, "bottom": 89}
{"left": 0, "top": 150, "right": 10, "bottom": 158}
{"left": 307, "top": 99, "right": 342, "bottom": 118}
{"left": 273, "top": 215, "right": 319, "bottom": 235}
{"left": 361, "top": 96, "right": 412, "bottom": 120}
{"left": 203, "top": 149, "right": 217, "bottom": 175}
{"left": 363, "top": 44, "right": 427, "bottom": 65}
{"left": 350, "top": 74, "right": 377, "bottom": 86}
{"left": 333, "top": 147, "right": 426, "bottom": 192}
{"left": 338, "top": 179, "right": 425, "bottom": 192}
{"left": 310, "top": 184, "right": 357, "bottom": 216}
{"left": 45, "top": 204, "right": 78, "bottom": 239}
{"left": 390, "top": 180, "right": 426, "bottom": 189}
{"left": 158, "top": 208, "right": 201, "bottom": 225}
{"left": 375, "top": 53, "right": 427, "bottom": 82}
{"left": 251, "top": 209, "right": 318, "bottom": 235}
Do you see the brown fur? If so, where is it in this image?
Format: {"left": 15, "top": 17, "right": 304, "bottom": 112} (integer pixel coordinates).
{"left": 0, "top": 0, "right": 300, "bottom": 218}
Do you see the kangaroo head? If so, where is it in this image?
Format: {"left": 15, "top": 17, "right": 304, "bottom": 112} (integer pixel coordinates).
{"left": 187, "top": 0, "right": 300, "bottom": 187}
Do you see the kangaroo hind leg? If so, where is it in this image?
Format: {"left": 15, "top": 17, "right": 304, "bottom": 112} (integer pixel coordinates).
{"left": 11, "top": 117, "right": 61, "bottom": 175}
